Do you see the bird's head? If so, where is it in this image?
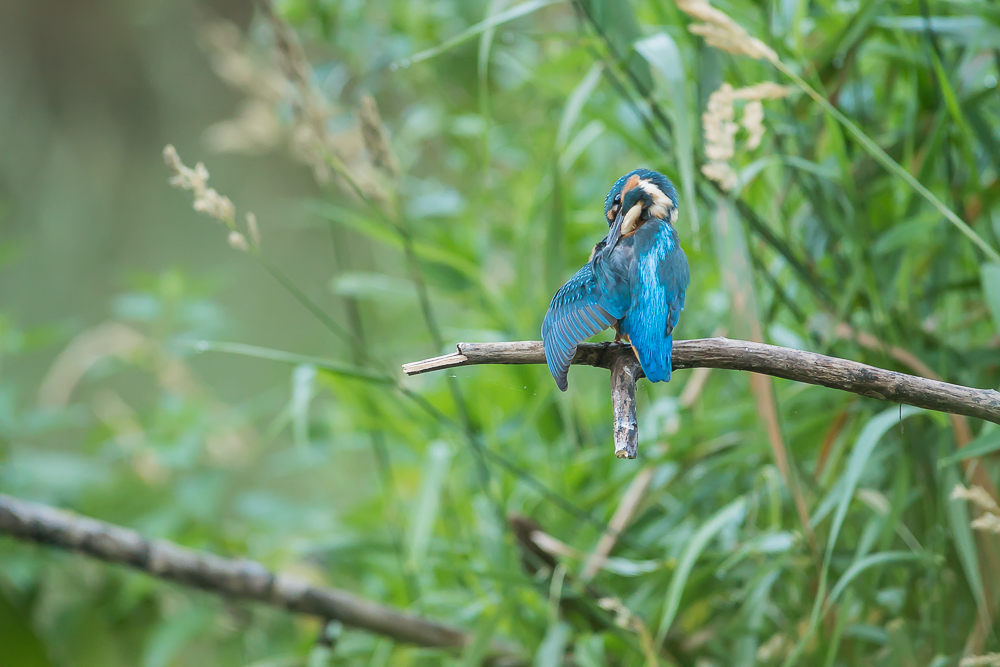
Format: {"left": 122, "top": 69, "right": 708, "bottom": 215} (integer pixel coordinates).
{"left": 603, "top": 169, "right": 679, "bottom": 237}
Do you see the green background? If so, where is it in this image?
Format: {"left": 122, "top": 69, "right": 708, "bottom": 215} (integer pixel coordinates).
{"left": 2, "top": 0, "right": 1000, "bottom": 665}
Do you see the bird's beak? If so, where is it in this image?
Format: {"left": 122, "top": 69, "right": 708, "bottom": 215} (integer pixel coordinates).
{"left": 606, "top": 207, "right": 626, "bottom": 250}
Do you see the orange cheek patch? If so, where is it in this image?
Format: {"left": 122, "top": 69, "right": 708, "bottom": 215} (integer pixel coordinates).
{"left": 621, "top": 174, "right": 641, "bottom": 196}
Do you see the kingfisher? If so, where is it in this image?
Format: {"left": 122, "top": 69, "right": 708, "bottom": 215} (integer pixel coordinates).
{"left": 541, "top": 169, "right": 690, "bottom": 391}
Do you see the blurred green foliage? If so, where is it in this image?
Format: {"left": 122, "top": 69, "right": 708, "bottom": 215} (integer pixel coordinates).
{"left": 3, "top": 0, "right": 1000, "bottom": 665}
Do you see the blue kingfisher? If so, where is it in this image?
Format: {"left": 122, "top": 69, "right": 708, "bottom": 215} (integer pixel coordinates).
{"left": 542, "top": 169, "right": 690, "bottom": 390}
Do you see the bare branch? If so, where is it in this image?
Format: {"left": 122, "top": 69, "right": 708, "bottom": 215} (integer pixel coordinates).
{"left": 0, "top": 494, "right": 525, "bottom": 665}
{"left": 610, "top": 352, "right": 641, "bottom": 459}
{"left": 402, "top": 338, "right": 1000, "bottom": 425}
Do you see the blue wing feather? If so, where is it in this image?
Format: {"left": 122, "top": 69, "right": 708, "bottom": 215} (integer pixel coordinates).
{"left": 542, "top": 262, "right": 627, "bottom": 391}
{"left": 622, "top": 221, "right": 689, "bottom": 383}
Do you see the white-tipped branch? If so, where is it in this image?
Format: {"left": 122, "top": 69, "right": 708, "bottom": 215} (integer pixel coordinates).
{"left": 0, "top": 494, "right": 524, "bottom": 665}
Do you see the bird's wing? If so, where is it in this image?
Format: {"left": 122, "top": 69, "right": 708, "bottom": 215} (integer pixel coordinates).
{"left": 542, "top": 262, "right": 626, "bottom": 391}
{"left": 625, "top": 222, "right": 689, "bottom": 382}
{"left": 662, "top": 230, "right": 689, "bottom": 336}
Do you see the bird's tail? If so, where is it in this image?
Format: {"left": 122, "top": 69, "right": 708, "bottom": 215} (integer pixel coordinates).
{"left": 637, "top": 335, "right": 673, "bottom": 383}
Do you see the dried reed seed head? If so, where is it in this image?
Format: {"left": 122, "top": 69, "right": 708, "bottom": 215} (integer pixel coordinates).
{"left": 163, "top": 144, "right": 183, "bottom": 172}
{"left": 688, "top": 24, "right": 777, "bottom": 62}
{"left": 194, "top": 189, "right": 237, "bottom": 224}
{"left": 731, "top": 82, "right": 793, "bottom": 100}
{"left": 700, "top": 81, "right": 789, "bottom": 190}
{"left": 743, "top": 100, "right": 765, "bottom": 150}
{"left": 228, "top": 231, "right": 249, "bottom": 252}
{"left": 701, "top": 162, "right": 738, "bottom": 190}
{"left": 703, "top": 83, "right": 738, "bottom": 162}
{"left": 951, "top": 484, "right": 1000, "bottom": 513}
{"left": 675, "top": 0, "right": 734, "bottom": 26}
{"left": 163, "top": 144, "right": 236, "bottom": 227}
{"left": 246, "top": 212, "right": 261, "bottom": 249}
{"left": 971, "top": 512, "right": 1000, "bottom": 534}
{"left": 358, "top": 94, "right": 400, "bottom": 180}
{"left": 262, "top": 5, "right": 312, "bottom": 91}
{"left": 200, "top": 20, "right": 255, "bottom": 90}
{"left": 703, "top": 121, "right": 738, "bottom": 161}
{"left": 201, "top": 17, "right": 288, "bottom": 103}
{"left": 204, "top": 100, "right": 284, "bottom": 154}
{"left": 676, "top": 0, "right": 778, "bottom": 63}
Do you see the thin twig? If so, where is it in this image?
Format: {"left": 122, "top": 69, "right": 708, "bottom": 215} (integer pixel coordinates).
{"left": 0, "top": 494, "right": 525, "bottom": 664}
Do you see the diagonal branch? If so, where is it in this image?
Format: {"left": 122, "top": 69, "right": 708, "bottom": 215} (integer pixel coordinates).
{"left": 403, "top": 338, "right": 1000, "bottom": 456}
{"left": 0, "top": 494, "right": 525, "bottom": 665}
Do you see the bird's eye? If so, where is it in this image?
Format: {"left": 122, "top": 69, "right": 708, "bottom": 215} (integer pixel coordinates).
{"left": 614, "top": 193, "right": 621, "bottom": 204}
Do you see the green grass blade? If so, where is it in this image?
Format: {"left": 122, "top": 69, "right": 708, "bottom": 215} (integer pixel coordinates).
{"left": 825, "top": 407, "right": 923, "bottom": 564}
{"left": 179, "top": 340, "right": 393, "bottom": 383}
{"left": 534, "top": 621, "right": 572, "bottom": 667}
{"left": 938, "top": 426, "right": 1000, "bottom": 468}
{"left": 825, "top": 551, "right": 926, "bottom": 608}
{"left": 636, "top": 32, "right": 700, "bottom": 236}
{"left": 459, "top": 607, "right": 502, "bottom": 667}
{"left": 0, "top": 589, "right": 52, "bottom": 667}
{"left": 407, "top": 440, "right": 452, "bottom": 569}
{"left": 557, "top": 62, "right": 603, "bottom": 149}
{"left": 774, "top": 61, "right": 1000, "bottom": 263}
{"left": 655, "top": 496, "right": 746, "bottom": 644}
{"left": 312, "top": 202, "right": 480, "bottom": 279}
{"left": 783, "top": 406, "right": 923, "bottom": 667}
{"left": 405, "top": 0, "right": 562, "bottom": 66}
{"left": 980, "top": 263, "right": 1000, "bottom": 335}
{"left": 945, "top": 466, "right": 988, "bottom": 614}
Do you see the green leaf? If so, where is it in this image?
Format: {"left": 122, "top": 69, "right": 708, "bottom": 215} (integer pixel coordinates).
{"left": 945, "top": 466, "right": 988, "bottom": 614}
{"left": 928, "top": 47, "right": 973, "bottom": 140}
{"left": 330, "top": 272, "right": 417, "bottom": 303}
{"left": 557, "top": 63, "right": 603, "bottom": 149}
{"left": 180, "top": 341, "right": 393, "bottom": 383}
{"left": 547, "top": 162, "right": 566, "bottom": 293}
{"left": 577, "top": 0, "right": 651, "bottom": 89}
{"left": 143, "top": 606, "right": 215, "bottom": 667}
{"left": 534, "top": 620, "right": 571, "bottom": 667}
{"left": 824, "top": 407, "right": 922, "bottom": 565}
{"left": 407, "top": 440, "right": 452, "bottom": 569}
{"left": 825, "top": 551, "right": 926, "bottom": 607}
{"left": 574, "top": 635, "right": 606, "bottom": 667}
{"left": 0, "top": 589, "right": 51, "bottom": 667}
{"left": 291, "top": 363, "right": 317, "bottom": 448}
{"left": 938, "top": 425, "right": 1000, "bottom": 467}
{"left": 776, "top": 62, "right": 1000, "bottom": 263}
{"left": 981, "top": 263, "right": 1000, "bottom": 335}
{"left": 656, "top": 496, "right": 746, "bottom": 643}
{"left": 406, "top": 0, "right": 562, "bottom": 65}
{"left": 559, "top": 120, "right": 604, "bottom": 173}
{"left": 784, "top": 406, "right": 923, "bottom": 667}
{"left": 636, "top": 32, "right": 699, "bottom": 235}
{"left": 312, "top": 202, "right": 480, "bottom": 280}
{"left": 873, "top": 16, "right": 1000, "bottom": 48}
{"left": 459, "top": 608, "right": 502, "bottom": 667}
